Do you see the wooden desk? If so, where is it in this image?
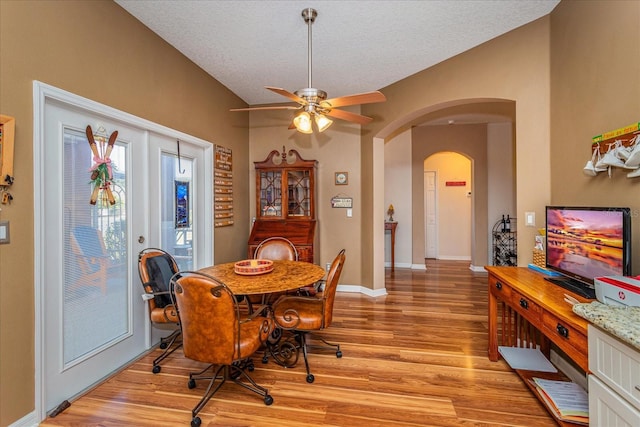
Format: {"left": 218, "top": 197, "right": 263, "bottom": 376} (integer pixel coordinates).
{"left": 385, "top": 222, "right": 397, "bottom": 271}
{"left": 486, "top": 266, "right": 592, "bottom": 426}
{"left": 199, "top": 260, "right": 325, "bottom": 295}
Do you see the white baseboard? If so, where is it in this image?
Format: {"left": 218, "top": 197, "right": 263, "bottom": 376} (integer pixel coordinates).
{"left": 336, "top": 284, "right": 387, "bottom": 297}
{"left": 411, "top": 263, "right": 427, "bottom": 270}
{"left": 469, "top": 264, "right": 488, "bottom": 272}
{"left": 437, "top": 255, "right": 472, "bottom": 261}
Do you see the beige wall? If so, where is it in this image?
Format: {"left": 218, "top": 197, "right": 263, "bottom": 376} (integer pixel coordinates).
{"left": 0, "top": 1, "right": 249, "bottom": 424}
{"left": 384, "top": 129, "right": 412, "bottom": 267}
{"left": 424, "top": 152, "right": 472, "bottom": 260}
{"left": 247, "top": 109, "right": 363, "bottom": 285}
{"left": 550, "top": 0, "right": 640, "bottom": 275}
{"left": 361, "top": 16, "right": 553, "bottom": 290}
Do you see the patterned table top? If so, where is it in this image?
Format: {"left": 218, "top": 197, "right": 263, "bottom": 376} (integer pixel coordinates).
{"left": 573, "top": 301, "right": 640, "bottom": 350}
{"left": 199, "top": 260, "right": 325, "bottom": 295}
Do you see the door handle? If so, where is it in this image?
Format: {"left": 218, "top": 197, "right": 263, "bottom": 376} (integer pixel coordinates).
{"left": 138, "top": 235, "right": 145, "bottom": 244}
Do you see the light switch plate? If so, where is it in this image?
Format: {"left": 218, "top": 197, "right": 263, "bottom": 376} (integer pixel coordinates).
{"left": 525, "top": 212, "right": 535, "bottom": 227}
{"left": 346, "top": 208, "right": 353, "bottom": 218}
{"left": 0, "top": 221, "right": 9, "bottom": 244}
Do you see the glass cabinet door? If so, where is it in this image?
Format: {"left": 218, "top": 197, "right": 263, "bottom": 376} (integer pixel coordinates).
{"left": 287, "top": 170, "right": 311, "bottom": 217}
{"left": 259, "top": 170, "right": 282, "bottom": 218}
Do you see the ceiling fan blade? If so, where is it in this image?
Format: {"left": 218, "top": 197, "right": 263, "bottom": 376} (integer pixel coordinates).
{"left": 322, "top": 91, "right": 386, "bottom": 108}
{"left": 230, "top": 105, "right": 300, "bottom": 112}
{"left": 324, "top": 109, "right": 373, "bottom": 125}
{"left": 265, "top": 86, "right": 307, "bottom": 104}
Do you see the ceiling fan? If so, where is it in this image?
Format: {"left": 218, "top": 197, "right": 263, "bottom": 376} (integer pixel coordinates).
{"left": 230, "top": 8, "right": 386, "bottom": 134}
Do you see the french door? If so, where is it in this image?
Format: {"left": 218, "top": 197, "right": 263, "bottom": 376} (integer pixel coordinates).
{"left": 34, "top": 82, "right": 213, "bottom": 420}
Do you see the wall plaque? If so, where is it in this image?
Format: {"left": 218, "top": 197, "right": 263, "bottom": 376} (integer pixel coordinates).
{"left": 331, "top": 197, "right": 353, "bottom": 208}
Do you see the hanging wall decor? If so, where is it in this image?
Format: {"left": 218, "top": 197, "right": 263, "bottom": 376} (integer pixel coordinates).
{"left": 214, "top": 144, "right": 234, "bottom": 227}
{"left": 175, "top": 180, "right": 190, "bottom": 228}
{"left": 86, "top": 125, "right": 118, "bottom": 205}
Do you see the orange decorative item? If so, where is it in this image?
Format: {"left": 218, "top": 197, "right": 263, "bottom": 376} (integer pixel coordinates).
{"left": 86, "top": 125, "right": 118, "bottom": 205}
{"left": 234, "top": 259, "right": 274, "bottom": 275}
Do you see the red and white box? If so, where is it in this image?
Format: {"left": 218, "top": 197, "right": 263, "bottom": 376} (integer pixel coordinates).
{"left": 594, "top": 276, "right": 640, "bottom": 307}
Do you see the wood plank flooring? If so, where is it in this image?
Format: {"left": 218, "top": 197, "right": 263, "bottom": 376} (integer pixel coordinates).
{"left": 41, "top": 260, "right": 555, "bottom": 426}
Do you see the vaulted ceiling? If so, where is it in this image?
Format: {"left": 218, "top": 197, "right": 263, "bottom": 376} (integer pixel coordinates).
{"left": 115, "top": 0, "right": 559, "bottom": 110}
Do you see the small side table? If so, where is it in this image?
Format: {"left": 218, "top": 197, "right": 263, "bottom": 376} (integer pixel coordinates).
{"left": 385, "top": 221, "right": 398, "bottom": 271}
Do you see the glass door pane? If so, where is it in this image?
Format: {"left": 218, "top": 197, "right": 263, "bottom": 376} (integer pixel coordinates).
{"left": 287, "top": 170, "right": 310, "bottom": 217}
{"left": 259, "top": 170, "right": 282, "bottom": 218}
{"left": 161, "top": 152, "right": 194, "bottom": 271}
{"left": 62, "top": 128, "right": 129, "bottom": 366}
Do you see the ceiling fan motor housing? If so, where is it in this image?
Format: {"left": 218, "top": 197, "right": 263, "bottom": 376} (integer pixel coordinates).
{"left": 302, "top": 8, "right": 317, "bottom": 23}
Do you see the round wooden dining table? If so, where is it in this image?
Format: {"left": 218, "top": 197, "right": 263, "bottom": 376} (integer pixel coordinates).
{"left": 198, "top": 259, "right": 325, "bottom": 296}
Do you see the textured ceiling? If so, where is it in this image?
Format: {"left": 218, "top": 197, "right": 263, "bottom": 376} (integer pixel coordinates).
{"left": 115, "top": 0, "right": 559, "bottom": 107}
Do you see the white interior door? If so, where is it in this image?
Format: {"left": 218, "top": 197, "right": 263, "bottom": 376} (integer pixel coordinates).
{"left": 425, "top": 171, "right": 437, "bottom": 258}
{"left": 40, "top": 100, "right": 148, "bottom": 414}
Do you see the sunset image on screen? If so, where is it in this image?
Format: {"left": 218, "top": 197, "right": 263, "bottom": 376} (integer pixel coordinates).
{"left": 546, "top": 209, "right": 624, "bottom": 278}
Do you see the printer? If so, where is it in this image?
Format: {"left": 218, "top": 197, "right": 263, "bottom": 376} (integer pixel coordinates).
{"left": 594, "top": 276, "right": 640, "bottom": 307}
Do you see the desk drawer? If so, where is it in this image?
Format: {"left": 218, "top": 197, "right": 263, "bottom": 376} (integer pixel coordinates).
{"left": 589, "top": 325, "right": 640, "bottom": 409}
{"left": 509, "top": 289, "right": 542, "bottom": 322}
{"left": 541, "top": 310, "right": 588, "bottom": 370}
{"left": 489, "top": 275, "right": 512, "bottom": 300}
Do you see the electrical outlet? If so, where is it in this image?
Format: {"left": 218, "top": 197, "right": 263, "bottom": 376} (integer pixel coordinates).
{"left": 326, "top": 262, "right": 331, "bottom": 271}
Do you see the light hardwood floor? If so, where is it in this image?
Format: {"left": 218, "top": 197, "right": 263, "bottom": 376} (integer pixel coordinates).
{"left": 41, "top": 260, "right": 555, "bottom": 426}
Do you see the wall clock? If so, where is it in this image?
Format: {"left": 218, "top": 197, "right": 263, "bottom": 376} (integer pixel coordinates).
{"left": 335, "top": 172, "right": 348, "bottom": 185}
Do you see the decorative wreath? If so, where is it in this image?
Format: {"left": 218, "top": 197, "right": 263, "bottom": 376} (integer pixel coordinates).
{"left": 86, "top": 125, "right": 118, "bottom": 205}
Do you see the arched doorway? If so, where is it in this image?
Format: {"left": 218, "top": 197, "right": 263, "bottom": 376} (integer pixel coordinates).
{"left": 424, "top": 151, "right": 472, "bottom": 261}
{"left": 374, "top": 98, "right": 516, "bottom": 290}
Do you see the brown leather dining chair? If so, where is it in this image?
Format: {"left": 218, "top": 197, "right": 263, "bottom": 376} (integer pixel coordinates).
{"left": 272, "top": 249, "right": 345, "bottom": 383}
{"left": 249, "top": 236, "right": 298, "bottom": 308}
{"left": 137, "top": 248, "right": 182, "bottom": 374}
{"left": 254, "top": 236, "right": 298, "bottom": 261}
{"left": 171, "top": 271, "right": 274, "bottom": 427}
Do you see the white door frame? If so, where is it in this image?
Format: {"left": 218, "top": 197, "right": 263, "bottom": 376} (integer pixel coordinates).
{"left": 33, "top": 81, "right": 214, "bottom": 421}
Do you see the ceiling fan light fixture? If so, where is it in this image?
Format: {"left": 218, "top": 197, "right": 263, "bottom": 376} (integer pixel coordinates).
{"left": 315, "top": 114, "right": 333, "bottom": 132}
{"left": 293, "top": 111, "right": 313, "bottom": 134}
{"left": 229, "top": 8, "right": 386, "bottom": 131}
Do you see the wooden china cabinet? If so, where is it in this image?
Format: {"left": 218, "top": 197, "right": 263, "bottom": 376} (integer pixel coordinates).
{"left": 248, "top": 147, "right": 317, "bottom": 263}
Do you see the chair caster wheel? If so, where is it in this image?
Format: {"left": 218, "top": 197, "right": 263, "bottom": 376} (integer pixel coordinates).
{"left": 262, "top": 355, "right": 269, "bottom": 364}
{"left": 336, "top": 350, "right": 343, "bottom": 358}
{"left": 306, "top": 374, "right": 315, "bottom": 383}
{"left": 159, "top": 342, "right": 168, "bottom": 350}
{"left": 152, "top": 365, "right": 161, "bottom": 374}
{"left": 188, "top": 379, "right": 196, "bottom": 389}
{"left": 191, "top": 416, "right": 201, "bottom": 427}
{"left": 264, "top": 394, "right": 274, "bottom": 406}
{"left": 247, "top": 364, "right": 255, "bottom": 372}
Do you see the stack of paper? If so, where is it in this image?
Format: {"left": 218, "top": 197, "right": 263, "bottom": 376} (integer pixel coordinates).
{"left": 532, "top": 378, "right": 589, "bottom": 425}
{"left": 498, "top": 346, "right": 558, "bottom": 372}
